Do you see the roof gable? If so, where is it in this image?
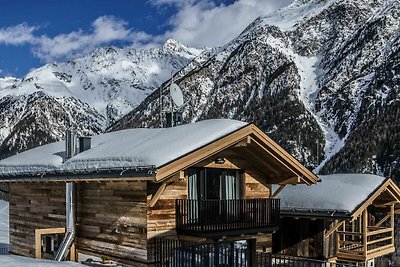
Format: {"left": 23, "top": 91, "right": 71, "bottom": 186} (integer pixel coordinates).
{"left": 156, "top": 124, "right": 317, "bottom": 184}
{"left": 280, "top": 174, "right": 400, "bottom": 218}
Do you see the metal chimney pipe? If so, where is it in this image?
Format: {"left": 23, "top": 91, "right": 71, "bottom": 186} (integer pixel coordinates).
{"left": 54, "top": 182, "right": 75, "bottom": 261}
{"left": 65, "top": 129, "right": 77, "bottom": 159}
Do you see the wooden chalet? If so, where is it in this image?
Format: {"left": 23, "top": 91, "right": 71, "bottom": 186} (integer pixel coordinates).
{"left": 275, "top": 174, "right": 400, "bottom": 266}
{"left": 0, "top": 119, "right": 317, "bottom": 266}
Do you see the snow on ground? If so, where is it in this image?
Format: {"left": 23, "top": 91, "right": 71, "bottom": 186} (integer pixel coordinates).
{"left": 0, "top": 256, "right": 85, "bottom": 266}
{"left": 263, "top": 0, "right": 340, "bottom": 30}
{"left": 0, "top": 200, "right": 8, "bottom": 245}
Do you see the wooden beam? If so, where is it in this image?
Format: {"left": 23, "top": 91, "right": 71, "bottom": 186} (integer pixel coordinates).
{"left": 156, "top": 126, "right": 253, "bottom": 181}
{"left": 325, "top": 221, "right": 344, "bottom": 239}
{"left": 353, "top": 180, "right": 391, "bottom": 219}
{"left": 386, "top": 187, "right": 400, "bottom": 202}
{"left": 363, "top": 210, "right": 368, "bottom": 258}
{"left": 250, "top": 126, "right": 317, "bottom": 184}
{"left": 248, "top": 139, "right": 299, "bottom": 178}
{"left": 201, "top": 158, "right": 241, "bottom": 170}
{"left": 391, "top": 204, "right": 395, "bottom": 245}
{"left": 70, "top": 243, "right": 76, "bottom": 261}
{"left": 35, "top": 230, "right": 41, "bottom": 259}
{"left": 374, "top": 214, "right": 390, "bottom": 227}
{"left": 149, "top": 181, "right": 168, "bottom": 208}
{"left": 234, "top": 136, "right": 251, "bottom": 147}
{"left": 273, "top": 176, "right": 301, "bottom": 185}
{"left": 367, "top": 227, "right": 392, "bottom": 236}
{"left": 367, "top": 236, "right": 392, "bottom": 246}
{"left": 366, "top": 245, "right": 395, "bottom": 261}
{"left": 271, "top": 185, "right": 286, "bottom": 198}
{"left": 35, "top": 227, "right": 66, "bottom": 259}
{"left": 238, "top": 147, "right": 282, "bottom": 176}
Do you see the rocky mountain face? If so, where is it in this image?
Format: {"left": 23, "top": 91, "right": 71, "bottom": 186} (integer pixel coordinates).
{"left": 0, "top": 40, "right": 201, "bottom": 158}
{"left": 111, "top": 0, "right": 400, "bottom": 180}
{"left": 0, "top": 0, "right": 398, "bottom": 181}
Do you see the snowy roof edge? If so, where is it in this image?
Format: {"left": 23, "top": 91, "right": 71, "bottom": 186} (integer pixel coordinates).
{"left": 0, "top": 119, "right": 251, "bottom": 182}
{"left": 280, "top": 176, "right": 391, "bottom": 218}
{"left": 155, "top": 122, "right": 251, "bottom": 170}
{"left": 0, "top": 165, "right": 157, "bottom": 182}
{"left": 348, "top": 176, "right": 390, "bottom": 215}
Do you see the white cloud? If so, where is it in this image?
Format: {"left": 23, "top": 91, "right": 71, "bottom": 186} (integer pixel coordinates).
{"left": 0, "top": 1, "right": 291, "bottom": 63}
{"left": 0, "top": 24, "right": 37, "bottom": 45}
{"left": 152, "top": 0, "right": 292, "bottom": 48}
{"left": 33, "top": 16, "right": 152, "bottom": 62}
{"left": 0, "top": 16, "right": 151, "bottom": 63}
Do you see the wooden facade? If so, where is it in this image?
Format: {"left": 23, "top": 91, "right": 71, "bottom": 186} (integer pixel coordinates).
{"left": 3, "top": 122, "right": 318, "bottom": 266}
{"left": 9, "top": 183, "right": 66, "bottom": 258}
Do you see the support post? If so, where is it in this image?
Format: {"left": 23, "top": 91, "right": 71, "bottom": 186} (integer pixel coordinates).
{"left": 363, "top": 209, "right": 368, "bottom": 257}
{"left": 35, "top": 230, "right": 41, "bottom": 259}
{"left": 391, "top": 204, "right": 395, "bottom": 246}
{"left": 70, "top": 243, "right": 76, "bottom": 261}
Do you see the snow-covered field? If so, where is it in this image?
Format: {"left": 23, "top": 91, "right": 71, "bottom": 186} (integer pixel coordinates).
{"left": 0, "top": 200, "right": 85, "bottom": 266}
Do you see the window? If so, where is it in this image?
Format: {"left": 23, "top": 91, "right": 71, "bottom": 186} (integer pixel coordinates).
{"left": 188, "top": 168, "right": 243, "bottom": 201}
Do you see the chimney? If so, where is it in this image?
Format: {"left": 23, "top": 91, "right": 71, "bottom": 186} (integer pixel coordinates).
{"left": 79, "top": 137, "right": 91, "bottom": 153}
{"left": 165, "top": 111, "right": 183, "bottom": 128}
{"left": 65, "top": 129, "right": 77, "bottom": 159}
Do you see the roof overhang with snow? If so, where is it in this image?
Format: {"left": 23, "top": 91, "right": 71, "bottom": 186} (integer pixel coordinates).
{"left": 0, "top": 119, "right": 317, "bottom": 184}
{"left": 279, "top": 174, "right": 400, "bottom": 219}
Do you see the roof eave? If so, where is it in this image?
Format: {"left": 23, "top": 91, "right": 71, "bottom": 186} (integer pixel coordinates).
{"left": 280, "top": 208, "right": 352, "bottom": 219}
{"left": 0, "top": 166, "right": 157, "bottom": 183}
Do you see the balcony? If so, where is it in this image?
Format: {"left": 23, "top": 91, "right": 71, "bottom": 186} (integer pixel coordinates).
{"left": 336, "top": 208, "right": 395, "bottom": 262}
{"left": 175, "top": 198, "right": 280, "bottom": 237}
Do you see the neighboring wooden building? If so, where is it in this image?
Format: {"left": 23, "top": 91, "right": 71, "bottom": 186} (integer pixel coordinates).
{"left": 0, "top": 119, "right": 317, "bottom": 266}
{"left": 275, "top": 174, "right": 400, "bottom": 266}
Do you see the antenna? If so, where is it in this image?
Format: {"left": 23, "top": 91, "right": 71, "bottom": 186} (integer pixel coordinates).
{"left": 170, "top": 83, "right": 184, "bottom": 108}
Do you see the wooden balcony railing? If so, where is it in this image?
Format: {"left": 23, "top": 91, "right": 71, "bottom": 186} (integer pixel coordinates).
{"left": 176, "top": 198, "right": 280, "bottom": 237}
{"left": 337, "top": 226, "right": 394, "bottom": 261}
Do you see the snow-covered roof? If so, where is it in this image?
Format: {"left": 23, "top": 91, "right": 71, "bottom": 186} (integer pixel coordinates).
{"left": 279, "top": 174, "right": 387, "bottom": 216}
{"left": 0, "top": 119, "right": 248, "bottom": 178}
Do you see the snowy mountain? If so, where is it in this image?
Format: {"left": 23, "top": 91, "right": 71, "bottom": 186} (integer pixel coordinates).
{"left": 111, "top": 0, "right": 400, "bottom": 178}
{"left": 0, "top": 40, "right": 202, "bottom": 158}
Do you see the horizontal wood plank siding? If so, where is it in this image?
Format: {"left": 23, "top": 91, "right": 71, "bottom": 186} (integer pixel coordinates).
{"left": 9, "top": 183, "right": 66, "bottom": 257}
{"left": 147, "top": 179, "right": 187, "bottom": 236}
{"left": 245, "top": 172, "right": 270, "bottom": 199}
{"left": 76, "top": 181, "right": 148, "bottom": 265}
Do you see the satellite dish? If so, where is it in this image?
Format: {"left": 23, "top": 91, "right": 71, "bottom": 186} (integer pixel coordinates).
{"left": 170, "top": 83, "right": 184, "bottom": 108}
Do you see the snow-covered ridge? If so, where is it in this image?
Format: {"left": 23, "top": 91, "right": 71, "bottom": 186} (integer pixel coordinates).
{"left": 0, "top": 77, "right": 19, "bottom": 90}
{"left": 0, "top": 40, "right": 205, "bottom": 159}
{"left": 0, "top": 40, "right": 203, "bottom": 127}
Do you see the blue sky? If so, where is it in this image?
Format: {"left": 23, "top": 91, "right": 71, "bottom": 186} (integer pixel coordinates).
{"left": 0, "top": 0, "right": 291, "bottom": 78}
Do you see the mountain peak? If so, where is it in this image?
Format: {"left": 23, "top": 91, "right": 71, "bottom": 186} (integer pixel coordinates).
{"left": 163, "top": 39, "right": 184, "bottom": 51}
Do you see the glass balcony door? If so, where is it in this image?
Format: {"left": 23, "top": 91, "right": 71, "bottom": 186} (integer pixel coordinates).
{"left": 187, "top": 168, "right": 242, "bottom": 224}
